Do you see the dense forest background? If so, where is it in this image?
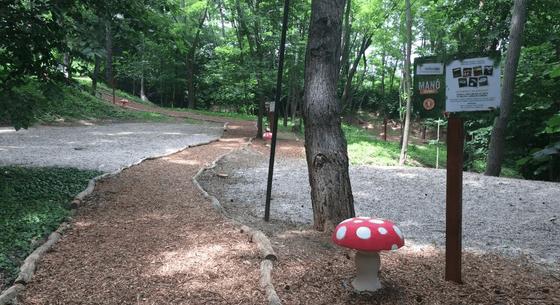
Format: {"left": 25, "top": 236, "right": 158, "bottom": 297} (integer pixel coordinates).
{"left": 1, "top": 0, "right": 559, "bottom": 181}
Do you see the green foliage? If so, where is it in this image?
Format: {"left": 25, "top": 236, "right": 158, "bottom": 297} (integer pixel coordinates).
{"left": 508, "top": 44, "right": 560, "bottom": 181}
{"left": 0, "top": 166, "right": 101, "bottom": 285}
{"left": 1, "top": 78, "right": 169, "bottom": 127}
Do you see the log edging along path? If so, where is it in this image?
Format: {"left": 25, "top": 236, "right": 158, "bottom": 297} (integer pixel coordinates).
{"left": 0, "top": 124, "right": 225, "bottom": 305}
{"left": 192, "top": 138, "right": 282, "bottom": 305}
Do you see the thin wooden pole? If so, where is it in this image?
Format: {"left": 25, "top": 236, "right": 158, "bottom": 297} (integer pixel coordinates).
{"left": 264, "top": 0, "right": 290, "bottom": 222}
{"left": 446, "top": 115, "right": 464, "bottom": 283}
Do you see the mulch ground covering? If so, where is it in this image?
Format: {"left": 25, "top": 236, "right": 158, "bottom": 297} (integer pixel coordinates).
{"left": 17, "top": 120, "right": 266, "bottom": 304}
{"left": 209, "top": 138, "right": 560, "bottom": 305}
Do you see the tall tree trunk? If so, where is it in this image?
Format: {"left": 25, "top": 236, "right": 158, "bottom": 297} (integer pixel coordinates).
{"left": 140, "top": 36, "right": 147, "bottom": 101}
{"left": 380, "top": 51, "right": 386, "bottom": 96}
{"left": 105, "top": 19, "right": 115, "bottom": 104}
{"left": 63, "top": 52, "right": 72, "bottom": 81}
{"left": 339, "top": 0, "right": 352, "bottom": 81}
{"left": 140, "top": 73, "right": 147, "bottom": 101}
{"left": 398, "top": 0, "right": 413, "bottom": 165}
{"left": 218, "top": 0, "right": 227, "bottom": 38}
{"left": 341, "top": 34, "right": 371, "bottom": 109}
{"left": 235, "top": 0, "right": 264, "bottom": 138}
{"left": 485, "top": 0, "right": 528, "bottom": 176}
{"left": 388, "top": 58, "right": 399, "bottom": 93}
{"left": 105, "top": 20, "right": 113, "bottom": 84}
{"left": 303, "top": 0, "right": 354, "bottom": 231}
{"left": 186, "top": 6, "right": 208, "bottom": 109}
{"left": 91, "top": 55, "right": 100, "bottom": 95}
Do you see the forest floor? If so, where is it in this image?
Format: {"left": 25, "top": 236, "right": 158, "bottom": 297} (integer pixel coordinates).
{"left": 197, "top": 134, "right": 560, "bottom": 305}
{"left": 14, "top": 119, "right": 271, "bottom": 304}
{"left": 6, "top": 96, "right": 559, "bottom": 304}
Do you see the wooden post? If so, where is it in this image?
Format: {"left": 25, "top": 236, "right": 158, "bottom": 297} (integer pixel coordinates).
{"left": 264, "top": 0, "right": 290, "bottom": 222}
{"left": 383, "top": 117, "right": 388, "bottom": 141}
{"left": 446, "top": 115, "right": 463, "bottom": 283}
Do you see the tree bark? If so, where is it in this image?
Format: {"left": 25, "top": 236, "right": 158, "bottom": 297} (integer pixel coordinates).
{"left": 398, "top": 0, "right": 413, "bottom": 165}
{"left": 105, "top": 20, "right": 113, "bottom": 84}
{"left": 380, "top": 51, "right": 386, "bottom": 96}
{"left": 485, "top": 0, "right": 529, "bottom": 176}
{"left": 388, "top": 58, "right": 399, "bottom": 93}
{"left": 340, "top": 0, "right": 352, "bottom": 81}
{"left": 303, "top": 0, "right": 355, "bottom": 231}
{"left": 63, "top": 52, "right": 72, "bottom": 81}
{"left": 105, "top": 19, "right": 115, "bottom": 104}
{"left": 186, "top": 6, "right": 208, "bottom": 109}
{"left": 91, "top": 55, "right": 100, "bottom": 95}
{"left": 341, "top": 34, "right": 371, "bottom": 109}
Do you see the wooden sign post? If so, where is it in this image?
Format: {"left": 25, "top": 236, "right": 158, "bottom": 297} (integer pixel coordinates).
{"left": 445, "top": 115, "right": 464, "bottom": 283}
{"left": 415, "top": 53, "right": 501, "bottom": 283}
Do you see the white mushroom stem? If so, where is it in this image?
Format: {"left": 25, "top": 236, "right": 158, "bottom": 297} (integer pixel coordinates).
{"left": 352, "top": 251, "right": 382, "bottom": 292}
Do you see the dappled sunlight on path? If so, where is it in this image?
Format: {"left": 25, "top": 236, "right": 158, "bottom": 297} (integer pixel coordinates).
{"left": 17, "top": 122, "right": 264, "bottom": 305}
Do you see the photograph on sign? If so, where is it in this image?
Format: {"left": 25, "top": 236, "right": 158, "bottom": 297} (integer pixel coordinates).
{"left": 445, "top": 56, "right": 501, "bottom": 112}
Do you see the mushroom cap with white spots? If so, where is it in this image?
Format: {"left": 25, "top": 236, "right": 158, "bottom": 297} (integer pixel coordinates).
{"left": 332, "top": 217, "right": 404, "bottom": 252}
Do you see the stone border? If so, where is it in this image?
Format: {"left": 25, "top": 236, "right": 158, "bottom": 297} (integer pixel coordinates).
{"left": 0, "top": 124, "right": 226, "bottom": 305}
{"left": 192, "top": 139, "right": 282, "bottom": 305}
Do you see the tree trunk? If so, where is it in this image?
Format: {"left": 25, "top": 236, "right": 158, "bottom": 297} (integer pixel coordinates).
{"left": 398, "top": 0, "right": 413, "bottom": 165}
{"left": 303, "top": 0, "right": 354, "bottom": 231}
{"left": 388, "top": 58, "right": 399, "bottom": 93}
{"left": 63, "top": 52, "right": 72, "bottom": 81}
{"left": 91, "top": 55, "right": 100, "bottom": 95}
{"left": 339, "top": 0, "right": 352, "bottom": 81}
{"left": 105, "top": 19, "right": 116, "bottom": 104}
{"left": 485, "top": 0, "right": 528, "bottom": 176}
{"left": 140, "top": 73, "right": 147, "bottom": 101}
{"left": 186, "top": 7, "right": 208, "bottom": 109}
{"left": 341, "top": 34, "right": 371, "bottom": 109}
{"left": 380, "top": 51, "right": 386, "bottom": 96}
{"left": 105, "top": 20, "right": 113, "bottom": 84}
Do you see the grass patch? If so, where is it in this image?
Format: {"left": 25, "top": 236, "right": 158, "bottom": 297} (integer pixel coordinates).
{"left": 186, "top": 109, "right": 256, "bottom": 121}
{"left": 0, "top": 166, "right": 101, "bottom": 286}
{"left": 10, "top": 78, "right": 171, "bottom": 125}
{"left": 343, "top": 124, "right": 447, "bottom": 168}
{"left": 74, "top": 77, "right": 157, "bottom": 107}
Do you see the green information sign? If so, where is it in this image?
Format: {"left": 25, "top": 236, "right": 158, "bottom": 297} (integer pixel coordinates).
{"left": 413, "top": 56, "right": 446, "bottom": 118}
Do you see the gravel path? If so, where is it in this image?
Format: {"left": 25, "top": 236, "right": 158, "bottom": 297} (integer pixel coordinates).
{"left": 199, "top": 148, "right": 560, "bottom": 270}
{"left": 0, "top": 122, "right": 223, "bottom": 172}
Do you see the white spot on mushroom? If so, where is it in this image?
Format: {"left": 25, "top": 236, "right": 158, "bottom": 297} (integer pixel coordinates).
{"left": 391, "top": 244, "right": 398, "bottom": 251}
{"left": 369, "top": 219, "right": 385, "bottom": 224}
{"left": 393, "top": 225, "right": 403, "bottom": 239}
{"left": 354, "top": 220, "right": 364, "bottom": 223}
{"left": 357, "top": 216, "right": 370, "bottom": 220}
{"left": 336, "top": 226, "right": 347, "bottom": 240}
{"left": 378, "top": 227, "right": 388, "bottom": 235}
{"left": 356, "top": 227, "right": 371, "bottom": 239}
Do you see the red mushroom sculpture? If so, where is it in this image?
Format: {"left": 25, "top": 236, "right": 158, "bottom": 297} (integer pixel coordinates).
{"left": 332, "top": 217, "right": 404, "bottom": 292}
{"left": 263, "top": 131, "right": 273, "bottom": 141}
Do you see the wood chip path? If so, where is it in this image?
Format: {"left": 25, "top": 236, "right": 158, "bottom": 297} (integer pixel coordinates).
{"left": 17, "top": 119, "right": 266, "bottom": 304}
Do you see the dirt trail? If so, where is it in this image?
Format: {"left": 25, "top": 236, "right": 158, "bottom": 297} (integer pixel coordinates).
{"left": 17, "top": 121, "right": 266, "bottom": 304}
